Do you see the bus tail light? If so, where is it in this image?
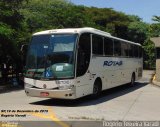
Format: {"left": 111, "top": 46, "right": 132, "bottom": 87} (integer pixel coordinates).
{"left": 40, "top": 92, "right": 49, "bottom": 97}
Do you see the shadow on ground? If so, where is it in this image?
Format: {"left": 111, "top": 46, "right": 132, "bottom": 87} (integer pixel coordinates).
{"left": 0, "top": 85, "right": 24, "bottom": 94}
{"left": 30, "top": 81, "right": 148, "bottom": 107}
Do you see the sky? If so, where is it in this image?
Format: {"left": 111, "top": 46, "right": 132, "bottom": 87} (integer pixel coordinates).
{"left": 69, "top": 0, "right": 160, "bottom": 23}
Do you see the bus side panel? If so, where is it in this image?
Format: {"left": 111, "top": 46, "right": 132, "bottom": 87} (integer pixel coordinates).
{"left": 89, "top": 56, "right": 118, "bottom": 90}
{"left": 89, "top": 57, "right": 143, "bottom": 91}
{"left": 75, "top": 75, "right": 94, "bottom": 98}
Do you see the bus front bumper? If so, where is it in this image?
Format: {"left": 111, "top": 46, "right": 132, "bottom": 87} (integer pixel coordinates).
{"left": 25, "top": 87, "right": 76, "bottom": 99}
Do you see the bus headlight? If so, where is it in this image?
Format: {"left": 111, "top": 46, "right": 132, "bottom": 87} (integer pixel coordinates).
{"left": 56, "top": 80, "right": 74, "bottom": 90}
{"left": 25, "top": 83, "right": 33, "bottom": 88}
{"left": 58, "top": 84, "right": 74, "bottom": 90}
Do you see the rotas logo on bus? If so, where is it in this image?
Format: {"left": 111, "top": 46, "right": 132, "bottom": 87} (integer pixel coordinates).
{"left": 103, "top": 61, "right": 123, "bottom": 66}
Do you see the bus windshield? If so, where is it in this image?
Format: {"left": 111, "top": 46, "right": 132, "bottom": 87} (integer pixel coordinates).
{"left": 25, "top": 34, "right": 77, "bottom": 80}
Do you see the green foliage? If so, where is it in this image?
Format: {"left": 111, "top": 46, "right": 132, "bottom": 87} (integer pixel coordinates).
{"left": 21, "top": 0, "right": 150, "bottom": 45}
{"left": 0, "top": 0, "right": 26, "bottom": 68}
{"left": 84, "top": 7, "right": 131, "bottom": 37}
{"left": 21, "top": 0, "right": 90, "bottom": 33}
{"left": 0, "top": 22, "right": 14, "bottom": 38}
{"left": 152, "top": 16, "right": 160, "bottom": 23}
{"left": 143, "top": 39, "right": 156, "bottom": 69}
{"left": 127, "top": 21, "right": 150, "bottom": 44}
{"left": 150, "top": 15, "right": 160, "bottom": 37}
{"left": 150, "top": 23, "right": 160, "bottom": 37}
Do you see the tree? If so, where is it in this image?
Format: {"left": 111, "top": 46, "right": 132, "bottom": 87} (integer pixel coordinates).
{"left": 150, "top": 15, "right": 160, "bottom": 37}
{"left": 127, "top": 21, "right": 150, "bottom": 44}
{"left": 150, "top": 23, "right": 160, "bottom": 37}
{"left": 143, "top": 39, "right": 155, "bottom": 69}
{"left": 152, "top": 16, "right": 160, "bottom": 23}
{"left": 84, "top": 7, "right": 131, "bottom": 37}
{"left": 21, "top": 0, "right": 91, "bottom": 33}
{"left": 0, "top": 0, "right": 26, "bottom": 82}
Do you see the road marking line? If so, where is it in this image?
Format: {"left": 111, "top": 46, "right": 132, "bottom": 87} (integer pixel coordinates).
{"left": 48, "top": 107, "right": 69, "bottom": 127}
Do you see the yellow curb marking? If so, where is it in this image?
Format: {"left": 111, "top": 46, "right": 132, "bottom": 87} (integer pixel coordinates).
{"left": 153, "top": 74, "right": 156, "bottom": 81}
{"left": 0, "top": 107, "right": 69, "bottom": 127}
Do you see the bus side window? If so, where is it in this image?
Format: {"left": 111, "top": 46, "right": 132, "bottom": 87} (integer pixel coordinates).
{"left": 92, "top": 34, "right": 103, "bottom": 55}
{"left": 104, "top": 38, "right": 113, "bottom": 56}
{"left": 76, "top": 33, "right": 91, "bottom": 77}
{"left": 114, "top": 39, "right": 121, "bottom": 56}
{"left": 121, "top": 41, "right": 128, "bottom": 57}
{"left": 134, "top": 45, "right": 139, "bottom": 57}
{"left": 156, "top": 48, "right": 160, "bottom": 59}
{"left": 128, "top": 44, "right": 134, "bottom": 57}
{"left": 139, "top": 46, "right": 142, "bottom": 58}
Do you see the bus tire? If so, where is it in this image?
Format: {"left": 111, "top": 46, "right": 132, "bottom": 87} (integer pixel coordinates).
{"left": 91, "top": 78, "right": 102, "bottom": 98}
{"left": 130, "top": 73, "right": 135, "bottom": 86}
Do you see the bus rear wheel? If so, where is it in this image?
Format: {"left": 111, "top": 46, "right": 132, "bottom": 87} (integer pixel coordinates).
{"left": 92, "top": 79, "right": 102, "bottom": 98}
{"left": 130, "top": 73, "right": 135, "bottom": 86}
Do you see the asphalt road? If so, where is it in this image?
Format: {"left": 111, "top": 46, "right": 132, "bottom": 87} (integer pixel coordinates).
{"left": 0, "top": 70, "right": 160, "bottom": 127}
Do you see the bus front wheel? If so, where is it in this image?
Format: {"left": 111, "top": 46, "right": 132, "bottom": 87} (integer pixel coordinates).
{"left": 92, "top": 79, "right": 102, "bottom": 98}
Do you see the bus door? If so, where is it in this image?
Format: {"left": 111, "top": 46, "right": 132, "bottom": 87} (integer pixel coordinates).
{"left": 76, "top": 33, "right": 92, "bottom": 96}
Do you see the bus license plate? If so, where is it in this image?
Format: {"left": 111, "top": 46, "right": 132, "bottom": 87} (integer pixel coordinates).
{"left": 40, "top": 92, "right": 49, "bottom": 97}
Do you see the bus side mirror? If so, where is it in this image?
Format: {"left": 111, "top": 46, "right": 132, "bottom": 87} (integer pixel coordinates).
{"left": 20, "top": 44, "right": 28, "bottom": 66}
{"left": 21, "top": 44, "right": 28, "bottom": 55}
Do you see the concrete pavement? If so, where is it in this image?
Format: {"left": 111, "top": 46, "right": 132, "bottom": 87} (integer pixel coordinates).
{"left": 0, "top": 70, "right": 160, "bottom": 127}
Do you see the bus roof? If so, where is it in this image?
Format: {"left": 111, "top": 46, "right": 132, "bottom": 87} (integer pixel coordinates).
{"left": 33, "top": 27, "right": 141, "bottom": 46}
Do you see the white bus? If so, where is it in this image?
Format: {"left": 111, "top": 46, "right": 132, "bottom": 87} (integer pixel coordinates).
{"left": 24, "top": 27, "right": 143, "bottom": 99}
